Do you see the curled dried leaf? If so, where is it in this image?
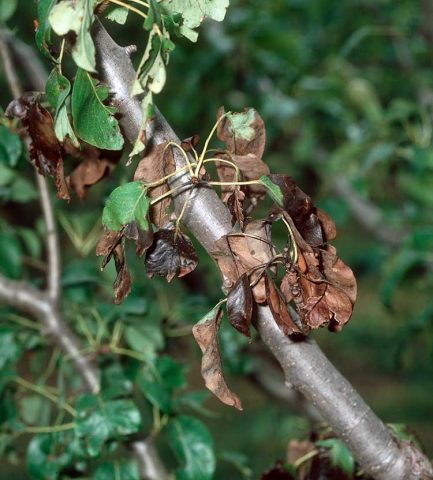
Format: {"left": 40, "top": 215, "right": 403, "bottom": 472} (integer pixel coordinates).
{"left": 6, "top": 94, "right": 69, "bottom": 200}
{"left": 265, "top": 274, "right": 304, "bottom": 337}
{"left": 192, "top": 304, "right": 243, "bottom": 410}
{"left": 226, "top": 186, "right": 245, "bottom": 229}
{"left": 96, "top": 231, "right": 131, "bottom": 304}
{"left": 145, "top": 223, "right": 198, "bottom": 282}
{"left": 213, "top": 227, "right": 273, "bottom": 303}
{"left": 227, "top": 274, "right": 253, "bottom": 338}
{"left": 67, "top": 147, "right": 118, "bottom": 199}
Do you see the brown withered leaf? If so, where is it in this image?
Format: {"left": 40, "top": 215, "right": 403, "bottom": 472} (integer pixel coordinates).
{"left": 6, "top": 94, "right": 69, "bottom": 200}
{"left": 67, "top": 147, "right": 117, "bottom": 199}
{"left": 227, "top": 274, "right": 253, "bottom": 338}
{"left": 212, "top": 221, "right": 275, "bottom": 303}
{"left": 96, "top": 231, "right": 131, "bottom": 304}
{"left": 112, "top": 244, "right": 132, "bottom": 304}
{"left": 134, "top": 142, "right": 175, "bottom": 228}
{"left": 317, "top": 208, "right": 337, "bottom": 243}
{"left": 216, "top": 153, "right": 270, "bottom": 202}
{"left": 192, "top": 305, "right": 243, "bottom": 410}
{"left": 226, "top": 186, "right": 245, "bottom": 229}
{"left": 321, "top": 245, "right": 357, "bottom": 304}
{"left": 145, "top": 223, "right": 198, "bottom": 282}
{"left": 217, "top": 106, "right": 266, "bottom": 158}
{"left": 124, "top": 221, "right": 154, "bottom": 257}
{"left": 265, "top": 274, "right": 304, "bottom": 337}
{"left": 278, "top": 213, "right": 356, "bottom": 331}
{"left": 180, "top": 134, "right": 200, "bottom": 152}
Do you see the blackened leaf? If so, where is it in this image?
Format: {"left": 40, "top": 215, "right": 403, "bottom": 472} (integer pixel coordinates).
{"left": 5, "top": 94, "right": 69, "bottom": 200}
{"left": 226, "top": 186, "right": 245, "bottom": 228}
{"left": 260, "top": 462, "right": 295, "bottom": 480}
{"left": 145, "top": 224, "right": 198, "bottom": 282}
{"left": 217, "top": 106, "right": 266, "bottom": 157}
{"left": 71, "top": 69, "right": 124, "bottom": 150}
{"left": 268, "top": 174, "right": 323, "bottom": 246}
{"left": 227, "top": 274, "right": 253, "bottom": 338}
{"left": 265, "top": 274, "right": 304, "bottom": 337}
{"left": 133, "top": 141, "right": 176, "bottom": 228}
{"left": 102, "top": 182, "right": 150, "bottom": 232}
{"left": 192, "top": 304, "right": 243, "bottom": 410}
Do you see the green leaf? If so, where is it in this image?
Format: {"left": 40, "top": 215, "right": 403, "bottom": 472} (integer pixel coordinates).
{"left": 46, "top": 68, "right": 79, "bottom": 146}
{"left": 166, "top": 415, "right": 216, "bottom": 480}
{"left": 27, "top": 434, "right": 73, "bottom": 480}
{"left": 0, "top": 125, "right": 22, "bottom": 167}
{"left": 137, "top": 368, "right": 172, "bottom": 413}
{"left": 160, "top": 0, "right": 229, "bottom": 42}
{"left": 105, "top": 6, "right": 129, "bottom": 24}
{"left": 0, "top": 0, "right": 17, "bottom": 22}
{"left": 18, "top": 228, "right": 42, "bottom": 259}
{"left": 35, "top": 0, "right": 56, "bottom": 59}
{"left": 0, "top": 328, "right": 22, "bottom": 370}
{"left": 137, "top": 356, "right": 185, "bottom": 413}
{"left": 95, "top": 460, "right": 140, "bottom": 480}
{"left": 8, "top": 177, "right": 39, "bottom": 203}
{"left": 133, "top": 30, "right": 167, "bottom": 96}
{"left": 258, "top": 175, "right": 284, "bottom": 207}
{"left": 0, "top": 233, "right": 22, "bottom": 279}
{"left": 71, "top": 68, "right": 124, "bottom": 150}
{"left": 316, "top": 438, "right": 354, "bottom": 475}
{"left": 49, "top": 0, "right": 97, "bottom": 71}
{"left": 102, "top": 182, "right": 150, "bottom": 232}
{"left": 124, "top": 323, "right": 163, "bottom": 361}
{"left": 76, "top": 395, "right": 141, "bottom": 457}
{"left": 0, "top": 163, "right": 15, "bottom": 187}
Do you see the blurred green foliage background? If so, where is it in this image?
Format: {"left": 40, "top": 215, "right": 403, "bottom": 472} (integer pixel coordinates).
{"left": 1, "top": 0, "right": 433, "bottom": 477}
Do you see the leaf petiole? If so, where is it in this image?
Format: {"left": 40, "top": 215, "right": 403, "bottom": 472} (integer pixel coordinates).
{"left": 108, "top": 0, "right": 147, "bottom": 20}
{"left": 194, "top": 112, "right": 230, "bottom": 178}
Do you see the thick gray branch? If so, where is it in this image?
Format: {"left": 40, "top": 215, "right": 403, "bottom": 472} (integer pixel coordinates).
{"left": 92, "top": 19, "right": 433, "bottom": 480}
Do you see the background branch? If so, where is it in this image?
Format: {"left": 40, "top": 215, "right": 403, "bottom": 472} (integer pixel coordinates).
{"left": 92, "top": 19, "right": 433, "bottom": 480}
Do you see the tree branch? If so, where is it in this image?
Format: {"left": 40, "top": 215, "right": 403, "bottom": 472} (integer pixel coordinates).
{"left": 92, "top": 19, "right": 433, "bottom": 480}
